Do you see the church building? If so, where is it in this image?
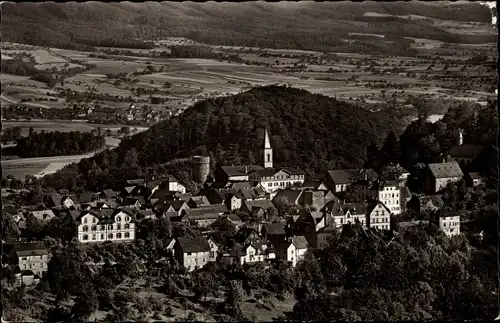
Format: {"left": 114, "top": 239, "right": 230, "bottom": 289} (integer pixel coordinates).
{"left": 214, "top": 128, "right": 305, "bottom": 195}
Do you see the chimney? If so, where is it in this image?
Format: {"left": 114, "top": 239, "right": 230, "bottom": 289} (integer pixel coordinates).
{"left": 364, "top": 171, "right": 368, "bottom": 181}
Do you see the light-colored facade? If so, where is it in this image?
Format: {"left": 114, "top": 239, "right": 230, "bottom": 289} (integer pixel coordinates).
{"left": 262, "top": 128, "right": 274, "bottom": 169}
{"left": 378, "top": 182, "right": 401, "bottom": 215}
{"left": 12, "top": 242, "right": 50, "bottom": 278}
{"left": 332, "top": 209, "right": 367, "bottom": 227}
{"left": 77, "top": 210, "right": 135, "bottom": 243}
{"left": 439, "top": 215, "right": 460, "bottom": 237}
{"left": 249, "top": 169, "right": 305, "bottom": 194}
{"left": 367, "top": 202, "right": 391, "bottom": 230}
{"left": 175, "top": 237, "right": 218, "bottom": 272}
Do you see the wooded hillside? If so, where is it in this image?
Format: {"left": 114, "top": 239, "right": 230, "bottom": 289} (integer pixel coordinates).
{"left": 1, "top": 2, "right": 494, "bottom": 52}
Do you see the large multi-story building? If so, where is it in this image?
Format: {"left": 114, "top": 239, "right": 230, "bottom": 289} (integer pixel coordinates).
{"left": 76, "top": 209, "right": 136, "bottom": 243}
{"left": 8, "top": 242, "right": 50, "bottom": 279}
{"left": 433, "top": 208, "right": 461, "bottom": 237}
{"left": 377, "top": 181, "right": 402, "bottom": 215}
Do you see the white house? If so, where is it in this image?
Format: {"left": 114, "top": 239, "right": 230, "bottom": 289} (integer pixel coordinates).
{"left": 367, "top": 200, "right": 392, "bottom": 230}
{"left": 274, "top": 236, "right": 309, "bottom": 267}
{"left": 434, "top": 208, "right": 461, "bottom": 237}
{"left": 76, "top": 209, "right": 135, "bottom": 243}
{"left": 377, "top": 181, "right": 401, "bottom": 215}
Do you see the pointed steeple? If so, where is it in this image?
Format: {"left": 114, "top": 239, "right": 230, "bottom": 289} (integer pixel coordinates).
{"left": 261, "top": 127, "right": 273, "bottom": 168}
{"left": 263, "top": 127, "right": 271, "bottom": 149}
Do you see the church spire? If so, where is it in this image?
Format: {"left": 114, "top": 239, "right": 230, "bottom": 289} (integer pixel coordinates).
{"left": 261, "top": 128, "right": 273, "bottom": 168}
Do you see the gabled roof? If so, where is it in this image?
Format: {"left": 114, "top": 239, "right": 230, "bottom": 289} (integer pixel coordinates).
{"left": 428, "top": 162, "right": 464, "bottom": 179}
{"left": 138, "top": 210, "right": 156, "bottom": 218}
{"left": 220, "top": 165, "right": 263, "bottom": 177}
{"left": 263, "top": 221, "right": 287, "bottom": 235}
{"left": 126, "top": 179, "right": 145, "bottom": 186}
{"left": 228, "top": 182, "right": 255, "bottom": 190}
{"left": 256, "top": 167, "right": 305, "bottom": 177}
{"left": 176, "top": 237, "right": 212, "bottom": 253}
{"left": 242, "top": 199, "right": 275, "bottom": 212}
{"left": 291, "top": 236, "right": 309, "bottom": 249}
{"left": 331, "top": 203, "right": 367, "bottom": 216}
{"left": 185, "top": 205, "right": 228, "bottom": 220}
{"left": 273, "top": 188, "right": 303, "bottom": 205}
{"left": 29, "top": 210, "right": 56, "bottom": 220}
{"left": 12, "top": 242, "right": 48, "bottom": 257}
{"left": 234, "top": 227, "right": 261, "bottom": 244}
{"left": 366, "top": 200, "right": 391, "bottom": 215}
{"left": 189, "top": 196, "right": 211, "bottom": 206}
{"left": 326, "top": 169, "right": 378, "bottom": 185}
{"left": 435, "top": 207, "right": 460, "bottom": 218}
{"left": 101, "top": 189, "right": 118, "bottom": 198}
{"left": 76, "top": 193, "right": 93, "bottom": 204}
{"left": 468, "top": 172, "right": 484, "bottom": 180}
{"left": 448, "top": 144, "right": 486, "bottom": 159}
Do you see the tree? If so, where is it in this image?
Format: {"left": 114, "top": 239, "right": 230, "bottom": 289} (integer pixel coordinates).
{"left": 381, "top": 131, "right": 401, "bottom": 166}
{"left": 71, "top": 289, "right": 98, "bottom": 322}
{"left": 2, "top": 214, "right": 21, "bottom": 242}
{"left": 121, "top": 126, "right": 131, "bottom": 135}
{"left": 365, "top": 141, "right": 381, "bottom": 171}
{"left": 29, "top": 127, "right": 34, "bottom": 136}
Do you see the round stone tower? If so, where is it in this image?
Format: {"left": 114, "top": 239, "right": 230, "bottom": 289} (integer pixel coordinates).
{"left": 191, "top": 155, "right": 210, "bottom": 184}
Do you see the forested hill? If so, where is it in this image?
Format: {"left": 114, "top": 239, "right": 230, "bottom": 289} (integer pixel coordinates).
{"left": 1, "top": 2, "right": 494, "bottom": 51}
{"left": 47, "top": 86, "right": 409, "bottom": 191}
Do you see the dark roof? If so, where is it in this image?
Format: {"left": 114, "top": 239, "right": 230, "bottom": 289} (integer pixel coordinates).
{"left": 221, "top": 165, "right": 263, "bottom": 177}
{"left": 176, "top": 237, "right": 211, "bottom": 253}
{"left": 263, "top": 221, "right": 287, "bottom": 235}
{"left": 189, "top": 196, "right": 211, "bottom": 206}
{"left": 187, "top": 204, "right": 228, "bottom": 217}
{"left": 331, "top": 203, "right": 368, "bottom": 216}
{"left": 243, "top": 199, "right": 275, "bottom": 212}
{"left": 229, "top": 182, "right": 255, "bottom": 190}
{"left": 138, "top": 210, "right": 156, "bottom": 218}
{"left": 448, "top": 144, "right": 486, "bottom": 159}
{"left": 76, "top": 193, "right": 93, "bottom": 204}
{"left": 176, "top": 193, "right": 193, "bottom": 202}
{"left": 12, "top": 242, "right": 48, "bottom": 257}
{"left": 102, "top": 189, "right": 118, "bottom": 198}
{"left": 436, "top": 207, "right": 460, "bottom": 218}
{"left": 170, "top": 199, "right": 189, "bottom": 211}
{"left": 230, "top": 243, "right": 247, "bottom": 257}
{"left": 226, "top": 213, "right": 242, "bottom": 222}
{"left": 301, "top": 180, "right": 322, "bottom": 189}
{"left": 2, "top": 205, "right": 18, "bottom": 215}
{"left": 291, "top": 236, "right": 309, "bottom": 249}
{"left": 468, "top": 172, "right": 484, "bottom": 180}
{"left": 428, "top": 162, "right": 464, "bottom": 179}
{"left": 127, "top": 179, "right": 145, "bottom": 186}
{"left": 272, "top": 188, "right": 303, "bottom": 205}
{"left": 326, "top": 169, "right": 378, "bottom": 185}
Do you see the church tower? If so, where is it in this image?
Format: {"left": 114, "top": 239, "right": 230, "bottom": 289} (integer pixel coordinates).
{"left": 261, "top": 128, "right": 273, "bottom": 169}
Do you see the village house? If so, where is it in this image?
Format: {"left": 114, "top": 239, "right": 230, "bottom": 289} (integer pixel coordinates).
{"left": 121, "top": 196, "right": 145, "bottom": 210}
{"left": 240, "top": 199, "right": 276, "bottom": 217}
{"left": 147, "top": 175, "right": 186, "bottom": 195}
{"left": 29, "top": 209, "right": 56, "bottom": 222}
{"left": 424, "top": 162, "right": 464, "bottom": 193}
{"left": 465, "top": 172, "right": 485, "bottom": 187}
{"left": 274, "top": 235, "right": 309, "bottom": 267}
{"left": 182, "top": 204, "right": 229, "bottom": 227}
{"left": 329, "top": 203, "right": 367, "bottom": 227}
{"left": 366, "top": 200, "right": 392, "bottom": 230}
{"left": 235, "top": 187, "right": 267, "bottom": 201}
{"left": 174, "top": 237, "right": 218, "bottom": 272}
{"left": 5, "top": 242, "right": 50, "bottom": 285}
{"left": 187, "top": 196, "right": 211, "bottom": 208}
{"left": 446, "top": 129, "right": 486, "bottom": 170}
{"left": 377, "top": 181, "right": 402, "bottom": 215}
{"left": 305, "top": 223, "right": 338, "bottom": 250}
{"left": 432, "top": 208, "right": 461, "bottom": 237}
{"left": 321, "top": 168, "right": 378, "bottom": 193}
{"left": 75, "top": 209, "right": 136, "bottom": 243}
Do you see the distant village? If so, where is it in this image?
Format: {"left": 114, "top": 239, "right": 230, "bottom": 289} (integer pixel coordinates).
{"left": 2, "top": 127, "right": 488, "bottom": 286}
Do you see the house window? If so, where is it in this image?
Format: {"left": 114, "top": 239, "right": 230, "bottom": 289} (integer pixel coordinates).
{"left": 83, "top": 225, "right": 88, "bottom": 232}
{"left": 83, "top": 234, "right": 88, "bottom": 241}
{"left": 92, "top": 218, "right": 96, "bottom": 223}
{"left": 117, "top": 217, "right": 121, "bottom": 222}
{"left": 101, "top": 234, "right": 104, "bottom": 240}
{"left": 116, "top": 233, "right": 122, "bottom": 239}
{"left": 125, "top": 216, "right": 130, "bottom": 221}
{"left": 92, "top": 234, "right": 96, "bottom": 240}
{"left": 100, "top": 225, "right": 105, "bottom": 230}
{"left": 125, "top": 224, "right": 130, "bottom": 229}
{"left": 108, "top": 233, "right": 113, "bottom": 239}
{"left": 108, "top": 225, "right": 112, "bottom": 230}
{"left": 84, "top": 218, "right": 88, "bottom": 224}
{"left": 124, "top": 232, "right": 130, "bottom": 238}
{"left": 91, "top": 225, "right": 97, "bottom": 231}
{"left": 117, "top": 224, "right": 121, "bottom": 230}
{"left": 267, "top": 154, "right": 270, "bottom": 162}
{"left": 187, "top": 252, "right": 192, "bottom": 256}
